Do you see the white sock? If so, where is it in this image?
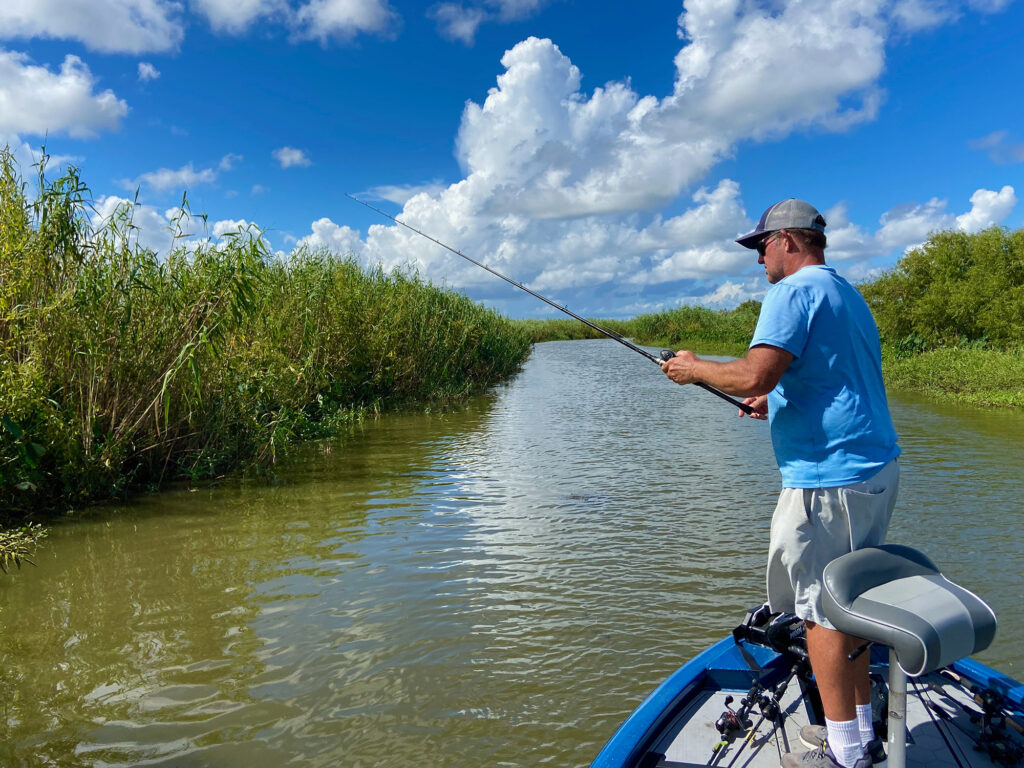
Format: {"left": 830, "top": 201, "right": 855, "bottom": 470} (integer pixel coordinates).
{"left": 826, "top": 717, "right": 866, "bottom": 767}
{"left": 856, "top": 703, "right": 874, "bottom": 747}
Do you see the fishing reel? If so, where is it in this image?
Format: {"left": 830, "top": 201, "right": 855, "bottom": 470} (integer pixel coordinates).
{"left": 659, "top": 350, "right": 675, "bottom": 364}
{"left": 715, "top": 685, "right": 757, "bottom": 736}
{"left": 756, "top": 681, "right": 788, "bottom": 722}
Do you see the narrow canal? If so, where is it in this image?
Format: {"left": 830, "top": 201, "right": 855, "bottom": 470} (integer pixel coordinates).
{"left": 2, "top": 339, "right": 1021, "bottom": 767}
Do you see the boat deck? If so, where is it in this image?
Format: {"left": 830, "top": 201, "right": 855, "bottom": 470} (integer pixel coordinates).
{"left": 652, "top": 667, "right": 1018, "bottom": 768}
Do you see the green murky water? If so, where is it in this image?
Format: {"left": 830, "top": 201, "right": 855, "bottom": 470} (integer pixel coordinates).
{"left": 2, "top": 339, "right": 1022, "bottom": 767}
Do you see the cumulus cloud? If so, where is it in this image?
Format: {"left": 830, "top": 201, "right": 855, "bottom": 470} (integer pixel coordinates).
{"left": 192, "top": 0, "right": 286, "bottom": 33}
{"left": 956, "top": 186, "right": 1017, "bottom": 232}
{"left": 0, "top": 49, "right": 128, "bottom": 138}
{"left": 297, "top": 218, "right": 366, "bottom": 255}
{"left": 299, "top": 0, "right": 1015, "bottom": 313}
{"left": 138, "top": 62, "right": 160, "bottom": 81}
{"left": 825, "top": 187, "right": 1016, "bottom": 272}
{"left": 90, "top": 195, "right": 179, "bottom": 254}
{"left": 0, "top": 0, "right": 183, "bottom": 54}
{"left": 308, "top": 21, "right": 891, "bottom": 308}
{"left": 91, "top": 197, "right": 269, "bottom": 254}
{"left": 293, "top": 0, "right": 398, "bottom": 42}
{"left": 273, "top": 146, "right": 312, "bottom": 168}
{"left": 127, "top": 163, "right": 219, "bottom": 192}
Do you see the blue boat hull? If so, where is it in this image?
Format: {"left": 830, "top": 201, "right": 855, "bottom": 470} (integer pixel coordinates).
{"left": 593, "top": 620, "right": 1024, "bottom": 768}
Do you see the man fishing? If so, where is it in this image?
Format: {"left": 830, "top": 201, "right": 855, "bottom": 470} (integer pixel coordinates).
{"left": 661, "top": 199, "right": 901, "bottom": 768}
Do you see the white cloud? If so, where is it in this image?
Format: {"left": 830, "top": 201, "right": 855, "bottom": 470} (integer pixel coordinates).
{"left": 875, "top": 198, "right": 955, "bottom": 251}
{"left": 192, "top": 0, "right": 286, "bottom": 33}
{"left": 273, "top": 146, "right": 312, "bottom": 168}
{"left": 218, "top": 152, "right": 243, "bottom": 171}
{"left": 889, "top": 0, "right": 959, "bottom": 30}
{"left": 431, "top": 4, "right": 487, "bottom": 44}
{"left": 430, "top": 0, "right": 549, "bottom": 44}
{"left": 309, "top": 0, "right": 1017, "bottom": 313}
{"left": 0, "top": 0, "right": 183, "bottom": 54}
{"left": 297, "top": 218, "right": 366, "bottom": 255}
{"left": 827, "top": 187, "right": 1016, "bottom": 267}
{"left": 293, "top": 0, "right": 397, "bottom": 42}
{"left": 91, "top": 195, "right": 178, "bottom": 254}
{"left": 956, "top": 186, "right": 1017, "bottom": 232}
{"left": 970, "top": 130, "right": 1024, "bottom": 164}
{"left": 369, "top": 181, "right": 448, "bottom": 205}
{"left": 128, "top": 162, "right": 218, "bottom": 192}
{"left": 0, "top": 135, "right": 80, "bottom": 176}
{"left": 138, "top": 62, "right": 160, "bottom": 81}
{"left": 328, "top": 19, "right": 891, "bottom": 307}
{"left": 0, "top": 50, "right": 129, "bottom": 138}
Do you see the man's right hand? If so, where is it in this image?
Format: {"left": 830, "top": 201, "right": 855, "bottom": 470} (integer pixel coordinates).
{"left": 740, "top": 395, "right": 768, "bottom": 420}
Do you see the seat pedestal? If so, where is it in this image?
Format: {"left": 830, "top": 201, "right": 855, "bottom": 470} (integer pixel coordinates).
{"left": 821, "top": 545, "right": 997, "bottom": 768}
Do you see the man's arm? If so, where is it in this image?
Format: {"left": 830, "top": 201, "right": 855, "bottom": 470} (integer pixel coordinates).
{"left": 660, "top": 344, "right": 793, "bottom": 398}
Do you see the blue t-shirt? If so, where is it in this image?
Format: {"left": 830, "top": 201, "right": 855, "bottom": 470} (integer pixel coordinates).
{"left": 750, "top": 265, "right": 900, "bottom": 488}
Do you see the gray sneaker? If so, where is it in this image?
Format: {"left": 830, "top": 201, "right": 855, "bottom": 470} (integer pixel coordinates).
{"left": 797, "top": 726, "right": 887, "bottom": 767}
{"left": 781, "top": 743, "right": 872, "bottom": 768}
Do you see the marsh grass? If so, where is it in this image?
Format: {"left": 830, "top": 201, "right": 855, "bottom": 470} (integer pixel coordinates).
{"left": 516, "top": 317, "right": 634, "bottom": 343}
{"left": 0, "top": 149, "right": 530, "bottom": 536}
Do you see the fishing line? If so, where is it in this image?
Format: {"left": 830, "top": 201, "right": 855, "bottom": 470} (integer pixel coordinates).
{"left": 345, "top": 194, "right": 754, "bottom": 414}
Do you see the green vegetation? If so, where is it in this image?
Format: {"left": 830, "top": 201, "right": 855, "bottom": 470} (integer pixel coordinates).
{"left": 860, "top": 226, "right": 1024, "bottom": 407}
{"left": 0, "top": 149, "right": 530, "bottom": 557}
{"left": 860, "top": 227, "right": 1024, "bottom": 351}
{"left": 516, "top": 317, "right": 633, "bottom": 343}
{"left": 627, "top": 301, "right": 762, "bottom": 357}
{"left": 516, "top": 303, "right": 759, "bottom": 357}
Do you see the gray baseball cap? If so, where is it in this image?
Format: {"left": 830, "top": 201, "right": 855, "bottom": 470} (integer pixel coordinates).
{"left": 736, "top": 199, "right": 827, "bottom": 249}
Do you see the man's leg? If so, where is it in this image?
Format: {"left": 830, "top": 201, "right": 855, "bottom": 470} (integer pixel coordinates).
{"left": 805, "top": 621, "right": 870, "bottom": 718}
{"left": 805, "top": 621, "right": 870, "bottom": 767}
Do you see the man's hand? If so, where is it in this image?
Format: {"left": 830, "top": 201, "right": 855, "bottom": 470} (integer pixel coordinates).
{"left": 740, "top": 395, "right": 768, "bottom": 420}
{"left": 660, "top": 350, "right": 700, "bottom": 385}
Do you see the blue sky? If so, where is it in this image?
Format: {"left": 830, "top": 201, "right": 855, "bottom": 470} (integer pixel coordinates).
{"left": 2, "top": 0, "right": 1022, "bottom": 318}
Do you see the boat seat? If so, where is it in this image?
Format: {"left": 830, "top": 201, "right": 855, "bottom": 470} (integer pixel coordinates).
{"left": 821, "top": 544, "right": 997, "bottom": 677}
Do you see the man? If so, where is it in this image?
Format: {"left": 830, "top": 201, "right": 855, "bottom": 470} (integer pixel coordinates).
{"left": 661, "top": 199, "right": 900, "bottom": 768}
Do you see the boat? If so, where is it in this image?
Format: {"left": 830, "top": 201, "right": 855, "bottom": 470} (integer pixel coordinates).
{"left": 592, "top": 545, "right": 1024, "bottom": 768}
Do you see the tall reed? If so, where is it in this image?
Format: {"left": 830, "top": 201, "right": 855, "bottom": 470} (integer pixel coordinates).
{"left": 0, "top": 149, "right": 530, "bottom": 522}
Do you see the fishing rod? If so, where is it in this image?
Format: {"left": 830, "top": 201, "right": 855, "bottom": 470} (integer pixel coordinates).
{"left": 345, "top": 194, "right": 754, "bottom": 415}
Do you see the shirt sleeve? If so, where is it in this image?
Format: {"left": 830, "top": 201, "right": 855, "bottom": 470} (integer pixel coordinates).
{"left": 749, "top": 283, "right": 812, "bottom": 359}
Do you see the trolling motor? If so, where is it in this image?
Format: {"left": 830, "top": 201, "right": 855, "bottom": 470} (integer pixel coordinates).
{"left": 732, "top": 604, "right": 808, "bottom": 661}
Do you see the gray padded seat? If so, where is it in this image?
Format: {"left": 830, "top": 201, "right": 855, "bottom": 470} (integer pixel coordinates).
{"left": 822, "top": 545, "right": 997, "bottom": 676}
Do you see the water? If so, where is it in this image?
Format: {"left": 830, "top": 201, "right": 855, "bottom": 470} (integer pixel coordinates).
{"left": 2, "top": 339, "right": 1022, "bottom": 767}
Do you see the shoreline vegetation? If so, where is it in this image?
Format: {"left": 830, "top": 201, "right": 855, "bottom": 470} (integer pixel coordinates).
{"left": 2, "top": 151, "right": 1022, "bottom": 563}
{"left": 0, "top": 151, "right": 531, "bottom": 553}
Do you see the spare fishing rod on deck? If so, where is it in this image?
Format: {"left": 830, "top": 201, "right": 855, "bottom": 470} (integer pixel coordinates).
{"left": 345, "top": 194, "right": 754, "bottom": 415}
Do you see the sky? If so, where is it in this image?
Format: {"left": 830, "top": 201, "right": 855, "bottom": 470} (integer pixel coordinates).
{"left": 2, "top": 0, "right": 1023, "bottom": 318}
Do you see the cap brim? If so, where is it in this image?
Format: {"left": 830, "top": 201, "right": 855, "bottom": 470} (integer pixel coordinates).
{"left": 735, "top": 230, "right": 765, "bottom": 249}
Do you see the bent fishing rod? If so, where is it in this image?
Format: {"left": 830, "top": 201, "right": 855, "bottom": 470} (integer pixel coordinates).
{"left": 345, "top": 193, "right": 753, "bottom": 415}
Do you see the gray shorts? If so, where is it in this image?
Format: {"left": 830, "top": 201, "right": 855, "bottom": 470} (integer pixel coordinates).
{"left": 766, "top": 459, "right": 899, "bottom": 630}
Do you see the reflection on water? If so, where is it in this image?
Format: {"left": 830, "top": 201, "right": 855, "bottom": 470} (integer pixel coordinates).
{"left": 2, "top": 339, "right": 1022, "bottom": 766}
